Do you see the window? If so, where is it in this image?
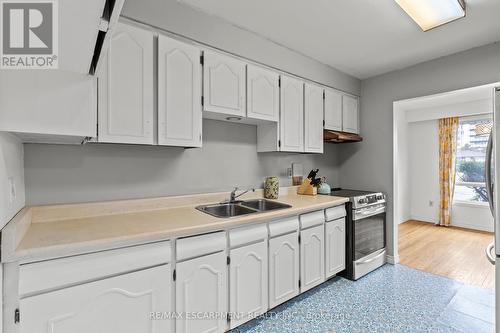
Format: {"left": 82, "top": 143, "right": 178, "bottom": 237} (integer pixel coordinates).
{"left": 454, "top": 115, "right": 493, "bottom": 204}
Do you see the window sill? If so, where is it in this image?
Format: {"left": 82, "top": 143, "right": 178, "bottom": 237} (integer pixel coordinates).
{"left": 453, "top": 201, "right": 490, "bottom": 209}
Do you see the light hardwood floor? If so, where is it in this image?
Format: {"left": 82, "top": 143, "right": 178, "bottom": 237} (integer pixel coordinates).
{"left": 399, "top": 220, "right": 495, "bottom": 289}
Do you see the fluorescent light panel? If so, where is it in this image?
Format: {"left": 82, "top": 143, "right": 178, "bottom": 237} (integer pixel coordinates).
{"left": 395, "top": 0, "right": 466, "bottom": 31}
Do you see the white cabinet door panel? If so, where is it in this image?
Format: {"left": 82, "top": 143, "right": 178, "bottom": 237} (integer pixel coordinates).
{"left": 304, "top": 83, "right": 324, "bottom": 153}
{"left": 324, "top": 89, "right": 342, "bottom": 131}
{"left": 98, "top": 23, "right": 154, "bottom": 145}
{"left": 176, "top": 251, "right": 227, "bottom": 333}
{"left": 325, "top": 218, "right": 346, "bottom": 278}
{"left": 247, "top": 65, "right": 279, "bottom": 122}
{"left": 342, "top": 95, "right": 359, "bottom": 134}
{"left": 269, "top": 232, "right": 299, "bottom": 308}
{"left": 300, "top": 225, "right": 325, "bottom": 292}
{"left": 158, "top": 35, "right": 202, "bottom": 147}
{"left": 203, "top": 51, "right": 246, "bottom": 117}
{"left": 229, "top": 241, "right": 268, "bottom": 329}
{"left": 20, "top": 265, "right": 172, "bottom": 333}
{"left": 280, "top": 76, "right": 304, "bottom": 152}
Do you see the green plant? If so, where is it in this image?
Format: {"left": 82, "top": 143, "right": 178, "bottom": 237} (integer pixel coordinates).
{"left": 456, "top": 160, "right": 485, "bottom": 182}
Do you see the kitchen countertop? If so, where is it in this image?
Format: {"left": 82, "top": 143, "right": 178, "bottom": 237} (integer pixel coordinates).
{"left": 1, "top": 187, "right": 348, "bottom": 263}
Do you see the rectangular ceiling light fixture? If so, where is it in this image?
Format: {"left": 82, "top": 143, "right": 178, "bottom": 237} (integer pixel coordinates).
{"left": 395, "top": 0, "right": 466, "bottom": 31}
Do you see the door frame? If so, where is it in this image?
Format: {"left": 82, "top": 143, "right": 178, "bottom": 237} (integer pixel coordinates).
{"left": 392, "top": 82, "right": 500, "bottom": 263}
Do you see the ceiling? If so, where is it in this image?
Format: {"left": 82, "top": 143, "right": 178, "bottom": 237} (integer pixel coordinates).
{"left": 178, "top": 0, "right": 500, "bottom": 79}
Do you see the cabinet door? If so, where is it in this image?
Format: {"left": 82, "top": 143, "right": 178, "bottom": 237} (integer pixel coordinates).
{"left": 20, "top": 265, "right": 172, "bottom": 333}
{"left": 325, "top": 218, "right": 346, "bottom": 278}
{"left": 324, "top": 89, "right": 342, "bottom": 131}
{"left": 176, "top": 252, "right": 227, "bottom": 333}
{"left": 269, "top": 232, "right": 299, "bottom": 308}
{"left": 158, "top": 35, "right": 202, "bottom": 147}
{"left": 229, "top": 241, "right": 268, "bottom": 329}
{"left": 300, "top": 225, "right": 325, "bottom": 292}
{"left": 203, "top": 51, "right": 246, "bottom": 117}
{"left": 247, "top": 64, "right": 279, "bottom": 122}
{"left": 98, "top": 23, "right": 154, "bottom": 144}
{"left": 304, "top": 83, "right": 324, "bottom": 153}
{"left": 342, "top": 95, "right": 359, "bottom": 134}
{"left": 280, "top": 76, "right": 304, "bottom": 152}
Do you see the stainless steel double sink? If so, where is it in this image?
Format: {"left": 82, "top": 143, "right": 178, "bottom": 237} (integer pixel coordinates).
{"left": 196, "top": 199, "right": 291, "bottom": 218}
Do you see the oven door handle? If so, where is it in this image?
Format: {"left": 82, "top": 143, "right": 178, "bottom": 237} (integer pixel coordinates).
{"left": 355, "top": 248, "right": 386, "bottom": 265}
{"left": 353, "top": 206, "right": 386, "bottom": 220}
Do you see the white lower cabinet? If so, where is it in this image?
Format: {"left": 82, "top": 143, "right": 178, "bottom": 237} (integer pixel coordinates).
{"left": 325, "top": 217, "right": 346, "bottom": 278}
{"left": 176, "top": 251, "right": 227, "bottom": 333}
{"left": 20, "top": 265, "right": 172, "bottom": 333}
{"left": 14, "top": 206, "right": 347, "bottom": 333}
{"left": 268, "top": 218, "right": 300, "bottom": 308}
{"left": 300, "top": 224, "right": 325, "bottom": 292}
{"left": 229, "top": 241, "right": 268, "bottom": 328}
{"left": 229, "top": 224, "right": 268, "bottom": 329}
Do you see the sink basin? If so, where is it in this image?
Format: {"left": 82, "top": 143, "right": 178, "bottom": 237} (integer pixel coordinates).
{"left": 196, "top": 203, "right": 258, "bottom": 218}
{"left": 196, "top": 199, "right": 292, "bottom": 218}
{"left": 241, "top": 199, "right": 292, "bottom": 211}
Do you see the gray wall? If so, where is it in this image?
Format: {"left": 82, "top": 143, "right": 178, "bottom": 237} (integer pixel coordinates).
{"left": 121, "top": 0, "right": 360, "bottom": 95}
{"left": 338, "top": 42, "right": 500, "bottom": 258}
{"left": 0, "top": 133, "right": 25, "bottom": 228}
{"left": 25, "top": 120, "right": 340, "bottom": 205}
{"left": 23, "top": 0, "right": 359, "bottom": 205}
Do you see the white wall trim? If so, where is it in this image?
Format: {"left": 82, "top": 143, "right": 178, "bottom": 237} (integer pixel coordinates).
{"left": 450, "top": 221, "right": 493, "bottom": 233}
{"left": 393, "top": 81, "right": 500, "bottom": 265}
{"left": 409, "top": 215, "right": 437, "bottom": 224}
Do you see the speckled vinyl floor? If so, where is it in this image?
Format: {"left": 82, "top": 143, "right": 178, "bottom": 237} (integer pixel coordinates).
{"left": 231, "top": 264, "right": 494, "bottom": 333}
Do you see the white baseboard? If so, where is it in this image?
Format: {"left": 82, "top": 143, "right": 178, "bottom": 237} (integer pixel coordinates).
{"left": 409, "top": 215, "right": 437, "bottom": 224}
{"left": 451, "top": 221, "right": 493, "bottom": 233}
{"left": 386, "top": 255, "right": 399, "bottom": 264}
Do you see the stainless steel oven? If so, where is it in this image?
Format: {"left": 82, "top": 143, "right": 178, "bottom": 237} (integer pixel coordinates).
{"left": 352, "top": 203, "right": 386, "bottom": 279}
{"left": 331, "top": 189, "right": 386, "bottom": 280}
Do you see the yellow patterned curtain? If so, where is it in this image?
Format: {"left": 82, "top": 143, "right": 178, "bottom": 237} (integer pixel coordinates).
{"left": 438, "top": 117, "right": 459, "bottom": 227}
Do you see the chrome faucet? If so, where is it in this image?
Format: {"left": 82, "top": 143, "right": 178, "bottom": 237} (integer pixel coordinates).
{"left": 226, "top": 187, "right": 255, "bottom": 203}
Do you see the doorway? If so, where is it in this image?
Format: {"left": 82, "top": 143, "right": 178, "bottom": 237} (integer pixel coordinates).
{"left": 393, "top": 84, "right": 498, "bottom": 283}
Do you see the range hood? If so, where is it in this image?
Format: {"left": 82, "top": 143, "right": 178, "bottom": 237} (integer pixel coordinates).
{"left": 324, "top": 129, "right": 363, "bottom": 143}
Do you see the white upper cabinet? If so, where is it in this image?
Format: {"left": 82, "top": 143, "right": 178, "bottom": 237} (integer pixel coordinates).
{"left": 98, "top": 23, "right": 154, "bottom": 145}
{"left": 246, "top": 65, "right": 280, "bottom": 122}
{"left": 203, "top": 51, "right": 246, "bottom": 117}
{"left": 20, "top": 265, "right": 172, "bottom": 333}
{"left": 342, "top": 95, "right": 359, "bottom": 134}
{"left": 324, "top": 89, "right": 343, "bottom": 131}
{"left": 280, "top": 76, "right": 304, "bottom": 152}
{"left": 0, "top": 71, "right": 96, "bottom": 144}
{"left": 158, "top": 35, "right": 202, "bottom": 147}
{"left": 304, "top": 83, "right": 324, "bottom": 153}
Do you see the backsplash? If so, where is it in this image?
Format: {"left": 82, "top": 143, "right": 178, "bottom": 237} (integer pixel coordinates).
{"left": 24, "top": 120, "right": 340, "bottom": 205}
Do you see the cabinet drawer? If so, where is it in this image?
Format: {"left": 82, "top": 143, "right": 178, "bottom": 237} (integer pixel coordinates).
{"left": 229, "top": 223, "right": 267, "bottom": 248}
{"left": 299, "top": 210, "right": 325, "bottom": 229}
{"left": 176, "top": 231, "right": 226, "bottom": 261}
{"left": 268, "top": 217, "right": 299, "bottom": 238}
{"left": 20, "top": 265, "right": 172, "bottom": 333}
{"left": 19, "top": 241, "right": 171, "bottom": 297}
{"left": 325, "top": 205, "right": 346, "bottom": 221}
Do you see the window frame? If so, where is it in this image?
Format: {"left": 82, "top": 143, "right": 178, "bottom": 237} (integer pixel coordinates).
{"left": 453, "top": 114, "right": 492, "bottom": 206}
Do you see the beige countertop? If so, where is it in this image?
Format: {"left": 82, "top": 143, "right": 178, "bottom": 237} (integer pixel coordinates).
{"left": 1, "top": 187, "right": 348, "bottom": 263}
